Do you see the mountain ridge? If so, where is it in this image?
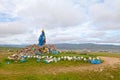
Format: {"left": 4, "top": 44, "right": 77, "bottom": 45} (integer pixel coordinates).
{"left": 0, "top": 43, "right": 120, "bottom": 52}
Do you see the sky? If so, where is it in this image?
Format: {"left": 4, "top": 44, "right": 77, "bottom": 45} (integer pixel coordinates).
{"left": 0, "top": 0, "right": 120, "bottom": 45}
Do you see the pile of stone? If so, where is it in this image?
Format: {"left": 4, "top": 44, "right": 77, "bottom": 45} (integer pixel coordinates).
{"left": 8, "top": 44, "right": 58, "bottom": 61}
{"left": 43, "top": 56, "right": 101, "bottom": 64}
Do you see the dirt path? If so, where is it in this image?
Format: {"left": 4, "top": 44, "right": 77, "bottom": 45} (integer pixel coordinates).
{"left": 99, "top": 56, "right": 120, "bottom": 66}
{"left": 49, "top": 57, "right": 120, "bottom": 74}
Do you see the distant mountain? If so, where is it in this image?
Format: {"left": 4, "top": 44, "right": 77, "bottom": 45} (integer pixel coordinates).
{"left": 0, "top": 43, "right": 120, "bottom": 52}
{"left": 54, "top": 43, "right": 120, "bottom": 52}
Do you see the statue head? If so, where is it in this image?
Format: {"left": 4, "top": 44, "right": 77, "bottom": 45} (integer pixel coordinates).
{"left": 42, "top": 29, "right": 44, "bottom": 32}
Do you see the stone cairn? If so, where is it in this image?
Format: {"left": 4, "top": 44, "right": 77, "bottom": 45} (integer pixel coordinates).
{"left": 8, "top": 44, "right": 58, "bottom": 61}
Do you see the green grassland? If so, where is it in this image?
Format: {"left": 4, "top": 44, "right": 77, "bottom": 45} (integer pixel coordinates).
{"left": 0, "top": 47, "right": 120, "bottom": 80}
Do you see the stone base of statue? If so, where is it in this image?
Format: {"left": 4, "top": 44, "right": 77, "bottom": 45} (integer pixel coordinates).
{"left": 8, "top": 44, "right": 58, "bottom": 61}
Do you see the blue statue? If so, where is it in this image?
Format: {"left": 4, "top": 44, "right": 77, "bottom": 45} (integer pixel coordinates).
{"left": 38, "top": 29, "right": 46, "bottom": 46}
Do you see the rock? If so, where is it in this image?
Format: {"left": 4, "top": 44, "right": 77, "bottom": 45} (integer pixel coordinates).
{"left": 8, "top": 44, "right": 58, "bottom": 61}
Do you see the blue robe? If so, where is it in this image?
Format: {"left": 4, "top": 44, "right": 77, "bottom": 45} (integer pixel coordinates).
{"left": 38, "top": 31, "right": 46, "bottom": 46}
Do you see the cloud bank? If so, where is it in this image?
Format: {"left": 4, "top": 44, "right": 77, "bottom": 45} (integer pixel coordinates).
{"left": 0, "top": 0, "right": 120, "bottom": 45}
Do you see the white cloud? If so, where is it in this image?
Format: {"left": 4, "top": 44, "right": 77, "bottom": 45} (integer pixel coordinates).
{"left": 89, "top": 0, "right": 120, "bottom": 30}
{"left": 15, "top": 0, "right": 87, "bottom": 28}
{"left": 0, "top": 22, "right": 32, "bottom": 35}
{"left": 0, "top": 0, "right": 120, "bottom": 45}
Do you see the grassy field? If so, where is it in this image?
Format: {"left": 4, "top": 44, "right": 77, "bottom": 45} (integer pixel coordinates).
{"left": 0, "top": 67, "right": 120, "bottom": 80}
{"left": 0, "top": 47, "right": 120, "bottom": 80}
